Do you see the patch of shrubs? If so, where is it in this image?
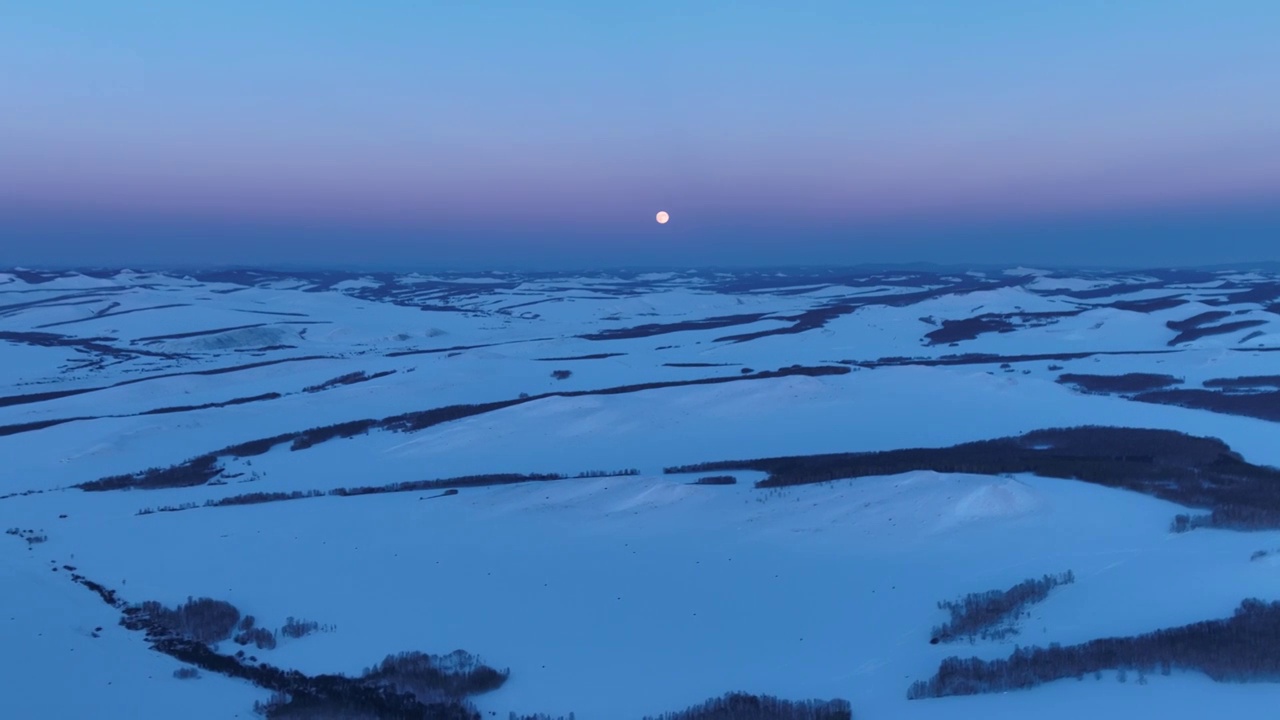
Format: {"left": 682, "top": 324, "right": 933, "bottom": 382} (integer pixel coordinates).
{"left": 138, "top": 597, "right": 241, "bottom": 644}
{"left": 281, "top": 617, "right": 323, "bottom": 639}
{"left": 930, "top": 571, "right": 1074, "bottom": 644}
{"left": 235, "top": 626, "right": 277, "bottom": 650}
{"left": 574, "top": 468, "right": 640, "bottom": 478}
{"left": 551, "top": 369, "right": 572, "bottom": 380}
{"left": 693, "top": 475, "right": 738, "bottom": 485}
{"left": 361, "top": 650, "right": 509, "bottom": 704}
{"left": 640, "top": 692, "right": 853, "bottom": 720}
{"left": 909, "top": 598, "right": 1280, "bottom": 699}
{"left": 6, "top": 527, "right": 50, "bottom": 544}
{"left": 233, "top": 616, "right": 276, "bottom": 650}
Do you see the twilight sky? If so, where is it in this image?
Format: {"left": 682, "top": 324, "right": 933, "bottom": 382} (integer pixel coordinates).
{"left": 2, "top": 1, "right": 1279, "bottom": 270}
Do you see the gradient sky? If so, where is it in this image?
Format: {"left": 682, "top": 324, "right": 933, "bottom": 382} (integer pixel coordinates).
{"left": 2, "top": 1, "right": 1279, "bottom": 269}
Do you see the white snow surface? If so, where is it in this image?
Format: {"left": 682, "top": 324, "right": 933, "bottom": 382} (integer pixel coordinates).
{"left": 2, "top": 267, "right": 1280, "bottom": 719}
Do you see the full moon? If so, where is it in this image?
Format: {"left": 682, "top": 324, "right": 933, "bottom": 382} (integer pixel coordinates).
{"left": 655, "top": 211, "right": 670, "bottom": 224}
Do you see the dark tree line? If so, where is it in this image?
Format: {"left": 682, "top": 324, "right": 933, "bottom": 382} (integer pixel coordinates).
{"left": 235, "top": 625, "right": 277, "bottom": 650}
{"left": 1168, "top": 319, "right": 1268, "bottom": 346}
{"left": 1204, "top": 375, "right": 1280, "bottom": 390}
{"left": 578, "top": 312, "right": 768, "bottom": 341}
{"left": 65, "top": 573, "right": 503, "bottom": 720}
{"left": 303, "top": 370, "right": 395, "bottom": 393}
{"left": 212, "top": 490, "right": 326, "bottom": 507}
{"left": 931, "top": 571, "right": 1075, "bottom": 644}
{"left": 136, "top": 469, "right": 648, "bottom": 516}
{"left": 138, "top": 597, "right": 242, "bottom": 644}
{"left": 62, "top": 566, "right": 857, "bottom": 719}
{"left": 665, "top": 426, "right": 1280, "bottom": 530}
{"left": 136, "top": 502, "right": 200, "bottom": 515}
{"left": 81, "top": 365, "right": 850, "bottom": 492}
{"left": 535, "top": 352, "right": 625, "bottom": 361}
{"left": 281, "top": 616, "right": 329, "bottom": 639}
{"left": 849, "top": 349, "right": 1178, "bottom": 370}
{"left": 693, "top": 475, "right": 738, "bottom": 485}
{"left": 640, "top": 692, "right": 853, "bottom": 720}
{"left": 1052, "top": 369, "right": 1280, "bottom": 425}
{"left": 924, "top": 311, "right": 1083, "bottom": 345}
{"left": 133, "top": 597, "right": 336, "bottom": 651}
{"left": 247, "top": 649, "right": 508, "bottom": 718}
{"left": 140, "top": 392, "right": 282, "bottom": 416}
{"left": 361, "top": 650, "right": 508, "bottom": 704}
{"left": 1166, "top": 310, "right": 1233, "bottom": 333}
{"left": 1056, "top": 373, "right": 1183, "bottom": 394}
{"left": 1131, "top": 388, "right": 1280, "bottom": 424}
{"left": 331, "top": 473, "right": 567, "bottom": 497}
{"left": 138, "top": 491, "right": 327, "bottom": 515}
{"left": 88, "top": 454, "right": 224, "bottom": 492}
{"left": 1171, "top": 504, "right": 1280, "bottom": 532}
{"left": 574, "top": 468, "right": 640, "bottom": 478}
{"left": 908, "top": 598, "right": 1280, "bottom": 699}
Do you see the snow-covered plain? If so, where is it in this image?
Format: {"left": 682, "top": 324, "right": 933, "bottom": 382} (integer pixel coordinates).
{"left": 2, "top": 266, "right": 1280, "bottom": 719}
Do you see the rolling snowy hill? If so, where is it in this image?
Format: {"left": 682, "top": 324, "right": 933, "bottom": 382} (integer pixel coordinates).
{"left": 2, "top": 266, "right": 1280, "bottom": 719}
